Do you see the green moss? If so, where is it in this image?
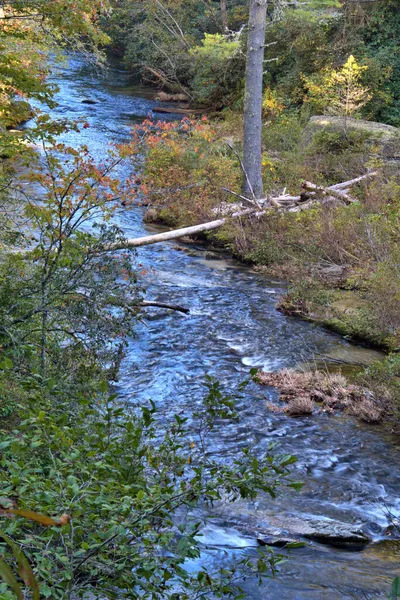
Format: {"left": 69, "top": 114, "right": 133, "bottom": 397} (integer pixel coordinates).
{"left": 281, "top": 286, "right": 397, "bottom": 351}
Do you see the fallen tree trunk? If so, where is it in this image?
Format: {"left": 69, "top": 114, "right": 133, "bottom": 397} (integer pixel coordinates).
{"left": 302, "top": 181, "right": 357, "bottom": 204}
{"left": 106, "top": 208, "right": 257, "bottom": 250}
{"left": 103, "top": 172, "right": 378, "bottom": 250}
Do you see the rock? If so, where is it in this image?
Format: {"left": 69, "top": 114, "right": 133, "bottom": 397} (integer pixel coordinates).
{"left": 257, "top": 536, "right": 300, "bottom": 548}
{"left": 302, "top": 115, "right": 400, "bottom": 163}
{"left": 81, "top": 99, "right": 98, "bottom": 105}
{"left": 312, "top": 264, "right": 348, "bottom": 285}
{"left": 296, "top": 517, "right": 370, "bottom": 549}
{"left": 304, "top": 526, "right": 370, "bottom": 549}
{"left": 262, "top": 514, "right": 371, "bottom": 550}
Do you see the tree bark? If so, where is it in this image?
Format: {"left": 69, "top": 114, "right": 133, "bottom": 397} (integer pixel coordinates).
{"left": 220, "top": 0, "right": 228, "bottom": 32}
{"left": 242, "top": 0, "right": 268, "bottom": 199}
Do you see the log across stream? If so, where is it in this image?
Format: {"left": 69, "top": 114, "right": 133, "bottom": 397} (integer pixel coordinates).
{"left": 40, "top": 56, "right": 400, "bottom": 599}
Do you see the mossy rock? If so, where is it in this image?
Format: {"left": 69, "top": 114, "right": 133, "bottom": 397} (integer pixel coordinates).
{"left": 302, "top": 116, "right": 400, "bottom": 162}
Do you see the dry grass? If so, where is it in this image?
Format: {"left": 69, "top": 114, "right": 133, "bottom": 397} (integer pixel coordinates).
{"left": 258, "top": 369, "right": 383, "bottom": 423}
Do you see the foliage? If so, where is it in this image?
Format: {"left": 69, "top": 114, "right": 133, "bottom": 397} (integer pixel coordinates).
{"left": 189, "top": 33, "right": 244, "bottom": 107}
{"left": 304, "top": 55, "right": 371, "bottom": 119}
{"left": 0, "top": 127, "right": 140, "bottom": 391}
{"left": 360, "top": 353, "right": 400, "bottom": 431}
{"left": 0, "top": 374, "right": 296, "bottom": 598}
{"left": 390, "top": 576, "right": 400, "bottom": 600}
{"left": 0, "top": 0, "right": 110, "bottom": 156}
{"left": 121, "top": 117, "right": 241, "bottom": 225}
{"left": 352, "top": 0, "right": 400, "bottom": 125}
{"left": 262, "top": 87, "right": 285, "bottom": 122}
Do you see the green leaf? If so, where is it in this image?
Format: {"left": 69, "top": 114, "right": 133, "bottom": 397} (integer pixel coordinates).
{"left": 288, "top": 482, "right": 304, "bottom": 491}
{"left": 0, "top": 558, "right": 23, "bottom": 600}
{"left": 286, "top": 541, "right": 306, "bottom": 548}
{"left": 390, "top": 577, "right": 400, "bottom": 599}
{"left": 0, "top": 357, "right": 13, "bottom": 370}
{"left": 0, "top": 533, "right": 40, "bottom": 599}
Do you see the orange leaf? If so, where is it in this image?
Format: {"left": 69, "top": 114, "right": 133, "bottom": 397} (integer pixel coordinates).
{"left": 9, "top": 509, "right": 71, "bottom": 527}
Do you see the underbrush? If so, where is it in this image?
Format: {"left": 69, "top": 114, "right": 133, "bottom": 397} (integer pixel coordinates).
{"left": 257, "top": 368, "right": 384, "bottom": 423}
{"left": 359, "top": 354, "right": 400, "bottom": 431}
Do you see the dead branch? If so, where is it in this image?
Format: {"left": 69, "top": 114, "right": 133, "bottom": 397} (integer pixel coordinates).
{"left": 329, "top": 171, "right": 378, "bottom": 191}
{"left": 221, "top": 187, "right": 260, "bottom": 207}
{"left": 225, "top": 142, "right": 261, "bottom": 207}
{"left": 302, "top": 181, "right": 357, "bottom": 204}
{"left": 140, "top": 301, "right": 190, "bottom": 314}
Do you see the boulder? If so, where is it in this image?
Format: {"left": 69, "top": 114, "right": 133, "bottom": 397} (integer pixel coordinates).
{"left": 81, "top": 98, "right": 98, "bottom": 105}
{"left": 270, "top": 514, "right": 371, "bottom": 550}
{"left": 302, "top": 115, "right": 400, "bottom": 163}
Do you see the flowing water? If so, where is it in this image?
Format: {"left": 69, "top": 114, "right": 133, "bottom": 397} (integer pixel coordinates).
{"left": 40, "top": 56, "right": 399, "bottom": 598}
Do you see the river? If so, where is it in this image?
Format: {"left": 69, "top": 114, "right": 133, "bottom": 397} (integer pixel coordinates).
{"left": 42, "top": 56, "right": 399, "bottom": 599}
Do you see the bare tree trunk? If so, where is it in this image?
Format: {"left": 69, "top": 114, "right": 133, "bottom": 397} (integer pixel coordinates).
{"left": 105, "top": 208, "right": 257, "bottom": 250}
{"left": 242, "top": 0, "right": 268, "bottom": 199}
{"left": 220, "top": 0, "right": 228, "bottom": 32}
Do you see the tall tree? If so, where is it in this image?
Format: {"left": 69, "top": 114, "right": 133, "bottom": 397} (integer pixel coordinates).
{"left": 220, "top": 0, "right": 228, "bottom": 32}
{"left": 242, "top": 0, "right": 268, "bottom": 199}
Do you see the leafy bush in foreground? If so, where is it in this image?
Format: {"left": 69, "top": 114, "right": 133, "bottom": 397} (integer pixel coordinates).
{"left": 0, "top": 374, "right": 298, "bottom": 598}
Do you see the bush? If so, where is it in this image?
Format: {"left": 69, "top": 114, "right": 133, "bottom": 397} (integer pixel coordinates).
{"left": 360, "top": 354, "right": 400, "bottom": 430}
{"left": 0, "top": 375, "right": 296, "bottom": 598}
{"left": 189, "top": 34, "right": 245, "bottom": 108}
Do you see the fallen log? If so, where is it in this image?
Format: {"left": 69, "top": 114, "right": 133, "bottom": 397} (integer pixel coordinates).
{"left": 106, "top": 172, "right": 378, "bottom": 249}
{"left": 329, "top": 171, "right": 378, "bottom": 191}
{"left": 302, "top": 181, "right": 357, "bottom": 204}
{"left": 101, "top": 172, "right": 380, "bottom": 251}
{"left": 105, "top": 208, "right": 258, "bottom": 250}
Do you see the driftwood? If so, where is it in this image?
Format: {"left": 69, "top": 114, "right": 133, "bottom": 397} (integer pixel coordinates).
{"left": 105, "top": 172, "right": 378, "bottom": 250}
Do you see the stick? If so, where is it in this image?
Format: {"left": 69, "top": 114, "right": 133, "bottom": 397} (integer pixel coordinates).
{"left": 225, "top": 142, "right": 261, "bottom": 207}
{"left": 140, "top": 301, "right": 190, "bottom": 314}
{"left": 328, "top": 171, "right": 378, "bottom": 191}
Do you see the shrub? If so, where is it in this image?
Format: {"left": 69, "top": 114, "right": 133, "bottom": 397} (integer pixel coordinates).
{"left": 189, "top": 34, "right": 245, "bottom": 108}
{"left": 0, "top": 375, "right": 296, "bottom": 598}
